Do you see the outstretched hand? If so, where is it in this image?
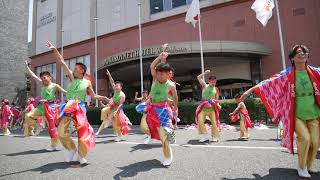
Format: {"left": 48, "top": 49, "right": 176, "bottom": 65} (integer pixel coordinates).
{"left": 204, "top": 70, "right": 210, "bottom": 74}
{"left": 46, "top": 41, "right": 55, "bottom": 50}
{"left": 106, "top": 69, "right": 110, "bottom": 76}
{"left": 162, "top": 43, "right": 169, "bottom": 52}
{"left": 159, "top": 52, "right": 169, "bottom": 61}
{"left": 25, "top": 60, "right": 30, "bottom": 67}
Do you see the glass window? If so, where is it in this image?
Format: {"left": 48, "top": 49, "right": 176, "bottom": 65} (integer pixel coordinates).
{"left": 83, "top": 55, "right": 90, "bottom": 74}
{"left": 36, "top": 66, "right": 41, "bottom": 77}
{"left": 172, "top": 0, "right": 186, "bottom": 8}
{"left": 52, "top": 63, "right": 56, "bottom": 82}
{"left": 150, "top": 0, "right": 164, "bottom": 14}
{"left": 77, "top": 56, "right": 84, "bottom": 64}
{"left": 69, "top": 59, "right": 76, "bottom": 71}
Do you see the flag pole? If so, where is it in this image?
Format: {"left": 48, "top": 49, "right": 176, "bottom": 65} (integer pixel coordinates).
{"left": 138, "top": 1, "right": 144, "bottom": 96}
{"left": 60, "top": 29, "right": 64, "bottom": 101}
{"left": 275, "top": 0, "right": 286, "bottom": 70}
{"left": 94, "top": 0, "right": 98, "bottom": 107}
{"left": 198, "top": 14, "right": 205, "bottom": 75}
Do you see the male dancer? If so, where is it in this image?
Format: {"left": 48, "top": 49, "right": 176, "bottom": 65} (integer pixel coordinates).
{"left": 24, "top": 61, "right": 67, "bottom": 151}
{"left": 139, "top": 49, "right": 178, "bottom": 166}
{"left": 23, "top": 98, "right": 35, "bottom": 135}
{"left": 195, "top": 70, "right": 221, "bottom": 142}
{"left": 241, "top": 45, "right": 319, "bottom": 178}
{"left": 96, "top": 70, "right": 131, "bottom": 141}
{"left": 135, "top": 91, "right": 153, "bottom": 144}
{"left": 10, "top": 102, "right": 20, "bottom": 130}
{"left": 47, "top": 41, "right": 108, "bottom": 165}
{"left": 229, "top": 94, "right": 253, "bottom": 140}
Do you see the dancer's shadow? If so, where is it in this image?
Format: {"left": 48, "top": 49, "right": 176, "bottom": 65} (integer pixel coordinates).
{"left": 224, "top": 139, "right": 243, "bottom": 142}
{"left": 113, "top": 159, "right": 165, "bottom": 180}
{"left": 249, "top": 138, "right": 278, "bottom": 142}
{"left": 4, "top": 149, "right": 59, "bottom": 156}
{"left": 0, "top": 162, "right": 74, "bottom": 178}
{"left": 280, "top": 150, "right": 298, "bottom": 155}
{"left": 185, "top": 139, "right": 209, "bottom": 145}
{"left": 95, "top": 139, "right": 115, "bottom": 144}
{"left": 11, "top": 135, "right": 25, "bottom": 138}
{"left": 130, "top": 144, "right": 162, "bottom": 152}
{"left": 221, "top": 168, "right": 319, "bottom": 180}
{"left": 128, "top": 131, "right": 144, "bottom": 135}
{"left": 95, "top": 134, "right": 117, "bottom": 138}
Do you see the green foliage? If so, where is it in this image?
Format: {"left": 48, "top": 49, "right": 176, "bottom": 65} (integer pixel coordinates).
{"left": 86, "top": 98, "right": 269, "bottom": 125}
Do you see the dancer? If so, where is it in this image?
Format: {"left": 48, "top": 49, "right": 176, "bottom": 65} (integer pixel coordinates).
{"left": 138, "top": 48, "right": 178, "bottom": 166}
{"left": 24, "top": 61, "right": 67, "bottom": 151}
{"left": 47, "top": 41, "right": 108, "bottom": 165}
{"left": 23, "top": 98, "right": 35, "bottom": 136}
{"left": 135, "top": 91, "right": 149, "bottom": 103}
{"left": 229, "top": 94, "right": 253, "bottom": 140}
{"left": 195, "top": 70, "right": 221, "bottom": 142}
{"left": 96, "top": 70, "right": 131, "bottom": 141}
{"left": 241, "top": 45, "right": 319, "bottom": 178}
{"left": 1, "top": 99, "right": 13, "bottom": 135}
{"left": 10, "top": 102, "right": 20, "bottom": 130}
{"left": 135, "top": 91, "right": 153, "bottom": 144}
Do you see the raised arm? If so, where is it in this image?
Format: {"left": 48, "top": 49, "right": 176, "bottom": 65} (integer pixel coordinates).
{"left": 150, "top": 52, "right": 169, "bottom": 80}
{"left": 25, "top": 61, "right": 42, "bottom": 83}
{"left": 197, "top": 70, "right": 210, "bottom": 88}
{"left": 106, "top": 69, "right": 115, "bottom": 90}
{"left": 46, "top": 41, "right": 74, "bottom": 81}
{"left": 134, "top": 92, "right": 143, "bottom": 102}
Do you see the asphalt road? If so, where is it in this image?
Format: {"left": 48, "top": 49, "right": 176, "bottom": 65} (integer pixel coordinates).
{"left": 0, "top": 126, "right": 319, "bottom": 180}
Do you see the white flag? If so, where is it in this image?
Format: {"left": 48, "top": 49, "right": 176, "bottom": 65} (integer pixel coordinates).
{"left": 251, "top": 0, "right": 275, "bottom": 27}
{"left": 185, "top": 0, "right": 200, "bottom": 27}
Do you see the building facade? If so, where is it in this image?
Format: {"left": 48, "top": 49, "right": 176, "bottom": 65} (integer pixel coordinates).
{"left": 29, "top": 0, "right": 320, "bottom": 102}
{"left": 0, "top": 0, "right": 29, "bottom": 104}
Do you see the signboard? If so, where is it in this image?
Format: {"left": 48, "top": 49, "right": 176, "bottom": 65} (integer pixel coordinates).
{"left": 37, "top": 12, "right": 56, "bottom": 28}
{"left": 104, "top": 45, "right": 190, "bottom": 66}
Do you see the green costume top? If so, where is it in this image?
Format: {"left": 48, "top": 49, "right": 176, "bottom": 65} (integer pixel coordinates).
{"left": 111, "top": 91, "right": 125, "bottom": 112}
{"left": 202, "top": 85, "right": 217, "bottom": 112}
{"left": 150, "top": 80, "right": 170, "bottom": 103}
{"left": 35, "top": 83, "right": 56, "bottom": 115}
{"left": 66, "top": 79, "right": 89, "bottom": 102}
{"left": 295, "top": 70, "right": 320, "bottom": 120}
{"left": 113, "top": 91, "right": 123, "bottom": 104}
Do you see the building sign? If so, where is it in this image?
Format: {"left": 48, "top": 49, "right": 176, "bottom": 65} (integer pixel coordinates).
{"left": 104, "top": 45, "right": 190, "bottom": 66}
{"left": 37, "top": 12, "right": 56, "bottom": 28}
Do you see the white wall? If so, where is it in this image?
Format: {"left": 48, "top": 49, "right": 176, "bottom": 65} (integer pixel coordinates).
{"left": 36, "top": 0, "right": 58, "bottom": 54}
{"left": 97, "top": 0, "right": 139, "bottom": 36}
{"left": 62, "top": 0, "right": 91, "bottom": 47}
{"left": 209, "top": 60, "right": 251, "bottom": 80}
